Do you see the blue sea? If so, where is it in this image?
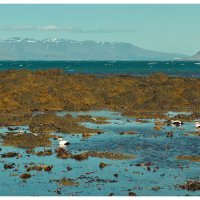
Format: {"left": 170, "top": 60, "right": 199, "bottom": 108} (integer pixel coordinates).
{"left": 1, "top": 60, "right": 200, "bottom": 77}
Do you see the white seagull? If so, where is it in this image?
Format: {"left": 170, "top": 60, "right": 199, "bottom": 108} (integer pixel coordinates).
{"left": 32, "top": 132, "right": 39, "bottom": 136}
{"left": 195, "top": 122, "right": 200, "bottom": 128}
{"left": 91, "top": 117, "right": 97, "bottom": 121}
{"left": 59, "top": 140, "right": 70, "bottom": 147}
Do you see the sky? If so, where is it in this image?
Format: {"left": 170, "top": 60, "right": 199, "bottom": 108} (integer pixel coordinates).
{"left": 0, "top": 4, "right": 200, "bottom": 55}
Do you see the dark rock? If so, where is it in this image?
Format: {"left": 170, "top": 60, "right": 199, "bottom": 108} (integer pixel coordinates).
{"left": 120, "top": 131, "right": 136, "bottom": 135}
{"left": 1, "top": 152, "right": 19, "bottom": 158}
{"left": 67, "top": 166, "right": 72, "bottom": 171}
{"left": 43, "top": 165, "right": 53, "bottom": 172}
{"left": 97, "top": 130, "right": 104, "bottom": 134}
{"left": 99, "top": 162, "right": 108, "bottom": 168}
{"left": 73, "top": 152, "right": 89, "bottom": 161}
{"left": 129, "top": 192, "right": 136, "bottom": 196}
{"left": 56, "top": 147, "right": 72, "bottom": 159}
{"left": 20, "top": 173, "right": 31, "bottom": 179}
{"left": 4, "top": 163, "right": 15, "bottom": 170}
{"left": 179, "top": 180, "right": 200, "bottom": 191}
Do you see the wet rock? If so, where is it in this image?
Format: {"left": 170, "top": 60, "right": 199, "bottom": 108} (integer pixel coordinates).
{"left": 86, "top": 178, "right": 117, "bottom": 184}
{"left": 129, "top": 192, "right": 136, "bottom": 196}
{"left": 56, "top": 147, "right": 72, "bottom": 159}
{"left": 190, "top": 131, "right": 200, "bottom": 136}
{"left": 154, "top": 126, "right": 162, "bottom": 131}
{"left": 20, "top": 173, "right": 31, "bottom": 179}
{"left": 99, "top": 162, "right": 108, "bottom": 168}
{"left": 26, "top": 149, "right": 34, "bottom": 154}
{"left": 135, "top": 163, "right": 145, "bottom": 167}
{"left": 176, "top": 155, "right": 200, "bottom": 162}
{"left": 82, "top": 132, "right": 91, "bottom": 138}
{"left": 4, "top": 163, "right": 15, "bottom": 170}
{"left": 155, "top": 121, "right": 166, "bottom": 126}
{"left": 73, "top": 152, "right": 89, "bottom": 161}
{"left": 27, "top": 165, "right": 43, "bottom": 172}
{"left": 160, "top": 173, "right": 165, "bottom": 176}
{"left": 179, "top": 180, "right": 200, "bottom": 191}
{"left": 67, "top": 166, "right": 72, "bottom": 171}
{"left": 55, "top": 178, "right": 79, "bottom": 186}
{"left": 54, "top": 189, "right": 61, "bottom": 195}
{"left": 114, "top": 173, "right": 118, "bottom": 178}
{"left": 120, "top": 131, "right": 136, "bottom": 135}
{"left": 43, "top": 165, "right": 53, "bottom": 172}
{"left": 1, "top": 152, "right": 19, "bottom": 158}
{"left": 85, "top": 172, "right": 94, "bottom": 175}
{"left": 88, "top": 151, "right": 134, "bottom": 160}
{"left": 152, "top": 186, "right": 161, "bottom": 191}
{"left": 35, "top": 149, "right": 53, "bottom": 157}
{"left": 2, "top": 132, "right": 53, "bottom": 148}
{"left": 147, "top": 166, "right": 151, "bottom": 171}
{"left": 11, "top": 173, "right": 18, "bottom": 177}
{"left": 97, "top": 130, "right": 104, "bottom": 134}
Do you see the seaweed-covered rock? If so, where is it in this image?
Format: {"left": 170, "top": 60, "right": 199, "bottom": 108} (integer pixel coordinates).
{"left": 176, "top": 155, "right": 200, "bottom": 162}
{"left": 179, "top": 180, "right": 200, "bottom": 191}
{"left": 73, "top": 152, "right": 89, "bottom": 161}
{"left": 56, "top": 147, "right": 72, "bottom": 159}
{"left": 2, "top": 132, "right": 53, "bottom": 148}
{"left": 1, "top": 152, "right": 19, "bottom": 158}
{"left": 54, "top": 178, "right": 79, "bottom": 186}
{"left": 4, "top": 163, "right": 15, "bottom": 170}
{"left": 20, "top": 173, "right": 32, "bottom": 179}
{"left": 129, "top": 192, "right": 136, "bottom": 196}
{"left": 120, "top": 131, "right": 137, "bottom": 135}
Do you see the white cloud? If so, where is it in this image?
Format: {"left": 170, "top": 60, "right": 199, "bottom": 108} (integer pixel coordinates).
{"left": 0, "top": 25, "right": 135, "bottom": 34}
{"left": 36, "top": 25, "right": 59, "bottom": 31}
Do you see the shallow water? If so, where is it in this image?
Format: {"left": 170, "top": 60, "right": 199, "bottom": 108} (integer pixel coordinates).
{"left": 0, "top": 110, "right": 200, "bottom": 196}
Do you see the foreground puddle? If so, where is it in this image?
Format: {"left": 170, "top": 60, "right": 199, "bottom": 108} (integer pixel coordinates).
{"left": 0, "top": 110, "right": 200, "bottom": 196}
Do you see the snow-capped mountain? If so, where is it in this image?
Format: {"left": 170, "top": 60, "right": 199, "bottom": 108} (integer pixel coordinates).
{"left": 188, "top": 51, "right": 200, "bottom": 60}
{"left": 0, "top": 37, "right": 188, "bottom": 60}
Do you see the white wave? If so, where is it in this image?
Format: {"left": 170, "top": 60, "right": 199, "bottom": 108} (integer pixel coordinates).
{"left": 147, "top": 62, "right": 157, "bottom": 65}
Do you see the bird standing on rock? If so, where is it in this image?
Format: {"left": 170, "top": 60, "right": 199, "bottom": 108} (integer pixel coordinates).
{"left": 195, "top": 122, "right": 200, "bottom": 128}
{"left": 59, "top": 140, "right": 70, "bottom": 147}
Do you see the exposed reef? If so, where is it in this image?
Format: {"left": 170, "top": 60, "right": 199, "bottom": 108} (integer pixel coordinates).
{"left": 1, "top": 70, "right": 200, "bottom": 116}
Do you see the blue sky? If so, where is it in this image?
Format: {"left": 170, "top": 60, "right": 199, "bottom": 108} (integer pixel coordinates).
{"left": 0, "top": 4, "right": 200, "bottom": 55}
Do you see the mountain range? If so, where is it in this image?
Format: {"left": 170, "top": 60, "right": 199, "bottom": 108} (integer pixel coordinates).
{"left": 189, "top": 51, "right": 200, "bottom": 60}
{"left": 0, "top": 37, "right": 189, "bottom": 61}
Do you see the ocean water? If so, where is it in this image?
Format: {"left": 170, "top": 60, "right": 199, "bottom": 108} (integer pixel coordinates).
{"left": 1, "top": 61, "right": 200, "bottom": 77}
{"left": 0, "top": 110, "right": 200, "bottom": 196}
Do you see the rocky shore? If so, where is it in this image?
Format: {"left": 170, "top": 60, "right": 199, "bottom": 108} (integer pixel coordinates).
{"left": 1, "top": 69, "right": 200, "bottom": 115}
